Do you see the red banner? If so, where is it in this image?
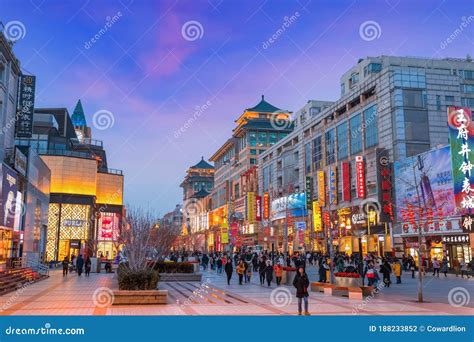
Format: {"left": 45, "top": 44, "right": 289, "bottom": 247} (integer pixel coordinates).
{"left": 263, "top": 192, "right": 269, "bottom": 219}
{"left": 355, "top": 156, "right": 365, "bottom": 199}
{"left": 255, "top": 196, "right": 262, "bottom": 221}
{"left": 341, "top": 161, "right": 351, "bottom": 202}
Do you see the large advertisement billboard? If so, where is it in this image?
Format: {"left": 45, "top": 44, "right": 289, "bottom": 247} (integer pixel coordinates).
{"left": 271, "top": 192, "right": 307, "bottom": 220}
{"left": 394, "top": 146, "right": 456, "bottom": 234}
{"left": 0, "top": 164, "right": 19, "bottom": 228}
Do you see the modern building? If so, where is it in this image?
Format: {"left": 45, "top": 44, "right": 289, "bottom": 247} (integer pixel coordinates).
{"left": 259, "top": 55, "right": 474, "bottom": 261}
{"left": 207, "top": 95, "right": 293, "bottom": 252}
{"left": 16, "top": 102, "right": 124, "bottom": 262}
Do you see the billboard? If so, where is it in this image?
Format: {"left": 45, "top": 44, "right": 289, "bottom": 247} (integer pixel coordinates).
{"left": 263, "top": 192, "right": 270, "bottom": 219}
{"left": 394, "top": 146, "right": 456, "bottom": 233}
{"left": 0, "top": 164, "right": 19, "bottom": 228}
{"left": 246, "top": 192, "right": 256, "bottom": 223}
{"left": 16, "top": 75, "right": 36, "bottom": 138}
{"left": 329, "top": 165, "right": 338, "bottom": 205}
{"left": 271, "top": 192, "right": 307, "bottom": 220}
{"left": 341, "top": 161, "right": 351, "bottom": 202}
{"left": 447, "top": 106, "right": 474, "bottom": 212}
{"left": 98, "top": 212, "right": 120, "bottom": 240}
{"left": 317, "top": 171, "right": 325, "bottom": 206}
{"left": 355, "top": 156, "right": 365, "bottom": 199}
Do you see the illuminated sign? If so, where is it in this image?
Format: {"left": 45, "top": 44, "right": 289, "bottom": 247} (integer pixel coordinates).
{"left": 263, "top": 192, "right": 270, "bottom": 219}
{"left": 305, "top": 176, "right": 313, "bottom": 209}
{"left": 376, "top": 149, "right": 393, "bottom": 222}
{"left": 255, "top": 195, "right": 262, "bottom": 222}
{"left": 312, "top": 201, "right": 322, "bottom": 231}
{"left": 317, "top": 171, "right": 325, "bottom": 206}
{"left": 341, "top": 161, "right": 351, "bottom": 202}
{"left": 442, "top": 234, "right": 469, "bottom": 244}
{"left": 329, "top": 165, "right": 337, "bottom": 205}
{"left": 247, "top": 192, "right": 256, "bottom": 223}
{"left": 98, "top": 212, "right": 120, "bottom": 240}
{"left": 448, "top": 106, "right": 474, "bottom": 212}
{"left": 16, "top": 75, "right": 36, "bottom": 138}
{"left": 355, "top": 156, "right": 365, "bottom": 199}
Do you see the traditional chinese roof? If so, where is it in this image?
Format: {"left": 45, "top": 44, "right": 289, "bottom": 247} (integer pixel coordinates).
{"left": 246, "top": 95, "right": 282, "bottom": 113}
{"left": 71, "top": 99, "right": 87, "bottom": 126}
{"left": 191, "top": 188, "right": 210, "bottom": 199}
{"left": 190, "top": 157, "right": 214, "bottom": 170}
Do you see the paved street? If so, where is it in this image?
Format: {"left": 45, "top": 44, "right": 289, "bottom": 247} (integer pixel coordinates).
{"left": 0, "top": 266, "right": 472, "bottom": 316}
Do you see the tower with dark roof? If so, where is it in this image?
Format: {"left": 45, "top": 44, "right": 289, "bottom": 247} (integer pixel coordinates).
{"left": 180, "top": 157, "right": 214, "bottom": 201}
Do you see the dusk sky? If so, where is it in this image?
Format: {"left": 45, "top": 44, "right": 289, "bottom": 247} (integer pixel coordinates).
{"left": 2, "top": 0, "right": 473, "bottom": 215}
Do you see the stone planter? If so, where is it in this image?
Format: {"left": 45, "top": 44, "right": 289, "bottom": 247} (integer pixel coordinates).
{"left": 158, "top": 273, "right": 202, "bottom": 282}
{"left": 112, "top": 290, "right": 168, "bottom": 305}
{"left": 334, "top": 276, "right": 362, "bottom": 288}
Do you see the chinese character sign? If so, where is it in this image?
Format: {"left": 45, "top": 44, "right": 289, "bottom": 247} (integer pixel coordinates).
{"left": 305, "top": 176, "right": 313, "bottom": 209}
{"left": 376, "top": 148, "right": 393, "bottom": 222}
{"left": 247, "top": 192, "right": 256, "bottom": 223}
{"left": 355, "top": 156, "right": 366, "bottom": 199}
{"left": 341, "top": 161, "right": 351, "bottom": 202}
{"left": 317, "top": 171, "right": 325, "bottom": 206}
{"left": 263, "top": 192, "right": 270, "bottom": 219}
{"left": 329, "top": 165, "right": 337, "bottom": 205}
{"left": 16, "top": 75, "right": 36, "bottom": 138}
{"left": 448, "top": 106, "right": 474, "bottom": 212}
{"left": 255, "top": 195, "right": 262, "bottom": 221}
{"left": 312, "top": 201, "right": 322, "bottom": 231}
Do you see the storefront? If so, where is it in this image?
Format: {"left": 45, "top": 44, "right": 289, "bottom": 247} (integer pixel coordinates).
{"left": 0, "top": 228, "right": 13, "bottom": 271}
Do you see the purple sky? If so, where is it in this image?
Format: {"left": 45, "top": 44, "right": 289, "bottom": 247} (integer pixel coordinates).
{"left": 2, "top": 0, "right": 473, "bottom": 214}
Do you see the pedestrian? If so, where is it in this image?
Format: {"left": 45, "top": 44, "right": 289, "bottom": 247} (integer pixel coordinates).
{"left": 71, "top": 254, "right": 76, "bottom": 272}
{"left": 265, "top": 260, "right": 273, "bottom": 287}
{"left": 319, "top": 259, "right": 328, "bottom": 283}
{"left": 274, "top": 263, "right": 283, "bottom": 286}
{"left": 293, "top": 266, "right": 310, "bottom": 316}
{"left": 366, "top": 264, "right": 376, "bottom": 286}
{"left": 236, "top": 260, "right": 245, "bottom": 285}
{"left": 258, "top": 258, "right": 266, "bottom": 285}
{"left": 85, "top": 256, "right": 92, "bottom": 277}
{"left": 460, "top": 259, "right": 470, "bottom": 278}
{"left": 408, "top": 256, "right": 415, "bottom": 278}
{"left": 453, "top": 258, "right": 460, "bottom": 277}
{"left": 216, "top": 257, "right": 223, "bottom": 274}
{"left": 62, "top": 257, "right": 69, "bottom": 276}
{"left": 432, "top": 257, "right": 440, "bottom": 277}
{"left": 201, "top": 254, "right": 209, "bottom": 271}
{"left": 243, "top": 260, "right": 249, "bottom": 283}
{"left": 393, "top": 258, "right": 402, "bottom": 284}
{"left": 380, "top": 259, "right": 392, "bottom": 287}
{"left": 225, "top": 258, "right": 233, "bottom": 285}
{"left": 441, "top": 257, "right": 449, "bottom": 277}
{"left": 246, "top": 262, "right": 253, "bottom": 283}
{"left": 76, "top": 254, "right": 84, "bottom": 276}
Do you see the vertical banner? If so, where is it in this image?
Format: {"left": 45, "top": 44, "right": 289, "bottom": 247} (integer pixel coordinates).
{"left": 16, "top": 75, "right": 36, "bottom": 138}
{"left": 247, "top": 192, "right": 256, "bottom": 223}
{"left": 318, "top": 171, "right": 325, "bottom": 206}
{"left": 263, "top": 192, "right": 270, "bottom": 219}
{"left": 305, "top": 176, "right": 313, "bottom": 209}
{"left": 448, "top": 106, "right": 474, "bottom": 211}
{"left": 329, "top": 165, "right": 338, "bottom": 205}
{"left": 230, "top": 222, "right": 238, "bottom": 244}
{"left": 376, "top": 148, "right": 393, "bottom": 222}
{"left": 312, "top": 201, "right": 322, "bottom": 231}
{"left": 255, "top": 195, "right": 262, "bottom": 221}
{"left": 355, "top": 156, "right": 366, "bottom": 199}
{"left": 221, "top": 228, "right": 229, "bottom": 244}
{"left": 341, "top": 161, "right": 351, "bottom": 202}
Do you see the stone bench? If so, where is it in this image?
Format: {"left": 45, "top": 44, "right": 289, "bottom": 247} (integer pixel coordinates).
{"left": 311, "top": 282, "right": 374, "bottom": 300}
{"left": 112, "top": 290, "right": 168, "bottom": 305}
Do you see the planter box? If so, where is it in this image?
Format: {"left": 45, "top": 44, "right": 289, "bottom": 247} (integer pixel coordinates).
{"left": 334, "top": 276, "right": 362, "bottom": 288}
{"left": 158, "top": 273, "right": 202, "bottom": 282}
{"left": 113, "top": 290, "right": 168, "bottom": 305}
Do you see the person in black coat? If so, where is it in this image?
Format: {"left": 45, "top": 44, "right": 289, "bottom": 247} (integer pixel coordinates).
{"left": 62, "top": 257, "right": 69, "bottom": 276}
{"left": 85, "top": 257, "right": 92, "bottom": 277}
{"left": 293, "top": 266, "right": 310, "bottom": 315}
{"left": 264, "top": 260, "right": 273, "bottom": 287}
{"left": 76, "top": 254, "right": 84, "bottom": 276}
{"left": 319, "top": 260, "right": 327, "bottom": 283}
{"left": 258, "top": 259, "right": 266, "bottom": 285}
{"left": 224, "top": 258, "right": 233, "bottom": 285}
{"left": 380, "top": 259, "right": 392, "bottom": 287}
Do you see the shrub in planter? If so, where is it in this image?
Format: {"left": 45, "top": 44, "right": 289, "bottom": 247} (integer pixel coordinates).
{"left": 117, "top": 264, "right": 159, "bottom": 290}
{"left": 334, "top": 272, "right": 361, "bottom": 278}
{"left": 150, "top": 262, "right": 194, "bottom": 274}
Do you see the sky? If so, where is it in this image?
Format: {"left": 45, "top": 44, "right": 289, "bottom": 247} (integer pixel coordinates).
{"left": 1, "top": 0, "right": 473, "bottom": 215}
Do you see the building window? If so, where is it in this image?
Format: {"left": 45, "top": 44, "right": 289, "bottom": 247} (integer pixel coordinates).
{"left": 304, "top": 143, "right": 311, "bottom": 173}
{"left": 393, "top": 71, "right": 426, "bottom": 88}
{"left": 310, "top": 107, "right": 321, "bottom": 117}
{"left": 460, "top": 70, "right": 474, "bottom": 80}
{"left": 364, "top": 105, "right": 378, "bottom": 148}
{"left": 250, "top": 149, "right": 257, "bottom": 155}
{"left": 445, "top": 95, "right": 455, "bottom": 104}
{"left": 404, "top": 109, "right": 430, "bottom": 142}
{"left": 341, "top": 83, "right": 345, "bottom": 96}
{"left": 337, "top": 121, "right": 348, "bottom": 160}
{"left": 436, "top": 95, "right": 441, "bottom": 110}
{"left": 350, "top": 113, "right": 362, "bottom": 154}
{"left": 406, "top": 143, "right": 430, "bottom": 157}
{"left": 248, "top": 132, "right": 257, "bottom": 147}
{"left": 349, "top": 73, "right": 359, "bottom": 88}
{"left": 312, "top": 136, "right": 323, "bottom": 170}
{"left": 461, "top": 84, "right": 474, "bottom": 93}
{"left": 325, "top": 128, "right": 336, "bottom": 164}
{"left": 250, "top": 158, "right": 257, "bottom": 165}
{"left": 461, "top": 97, "right": 474, "bottom": 108}
{"left": 403, "top": 89, "right": 426, "bottom": 108}
{"left": 257, "top": 132, "right": 267, "bottom": 146}
{"left": 269, "top": 132, "right": 277, "bottom": 145}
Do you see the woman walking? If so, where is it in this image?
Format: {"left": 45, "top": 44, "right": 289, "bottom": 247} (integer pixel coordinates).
{"left": 432, "top": 257, "right": 440, "bottom": 277}
{"left": 76, "top": 254, "right": 84, "bottom": 276}
{"left": 393, "top": 258, "right": 402, "bottom": 284}
{"left": 85, "top": 256, "right": 92, "bottom": 277}
{"left": 441, "top": 257, "right": 449, "bottom": 277}
{"left": 265, "top": 260, "right": 273, "bottom": 287}
{"left": 274, "top": 263, "right": 283, "bottom": 286}
{"left": 293, "top": 266, "right": 310, "bottom": 315}
{"left": 460, "top": 259, "right": 470, "bottom": 278}
{"left": 246, "top": 262, "right": 253, "bottom": 283}
{"left": 236, "top": 260, "right": 245, "bottom": 285}
{"left": 225, "top": 258, "right": 233, "bottom": 285}
{"left": 62, "top": 257, "right": 69, "bottom": 276}
{"left": 380, "top": 259, "right": 392, "bottom": 287}
{"left": 258, "top": 258, "right": 266, "bottom": 285}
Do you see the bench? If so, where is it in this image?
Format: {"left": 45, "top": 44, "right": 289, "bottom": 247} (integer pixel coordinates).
{"left": 310, "top": 282, "right": 375, "bottom": 300}
{"left": 113, "top": 290, "right": 168, "bottom": 305}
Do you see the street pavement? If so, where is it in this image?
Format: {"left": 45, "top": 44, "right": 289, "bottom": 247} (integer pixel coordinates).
{"left": 0, "top": 265, "right": 472, "bottom": 316}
